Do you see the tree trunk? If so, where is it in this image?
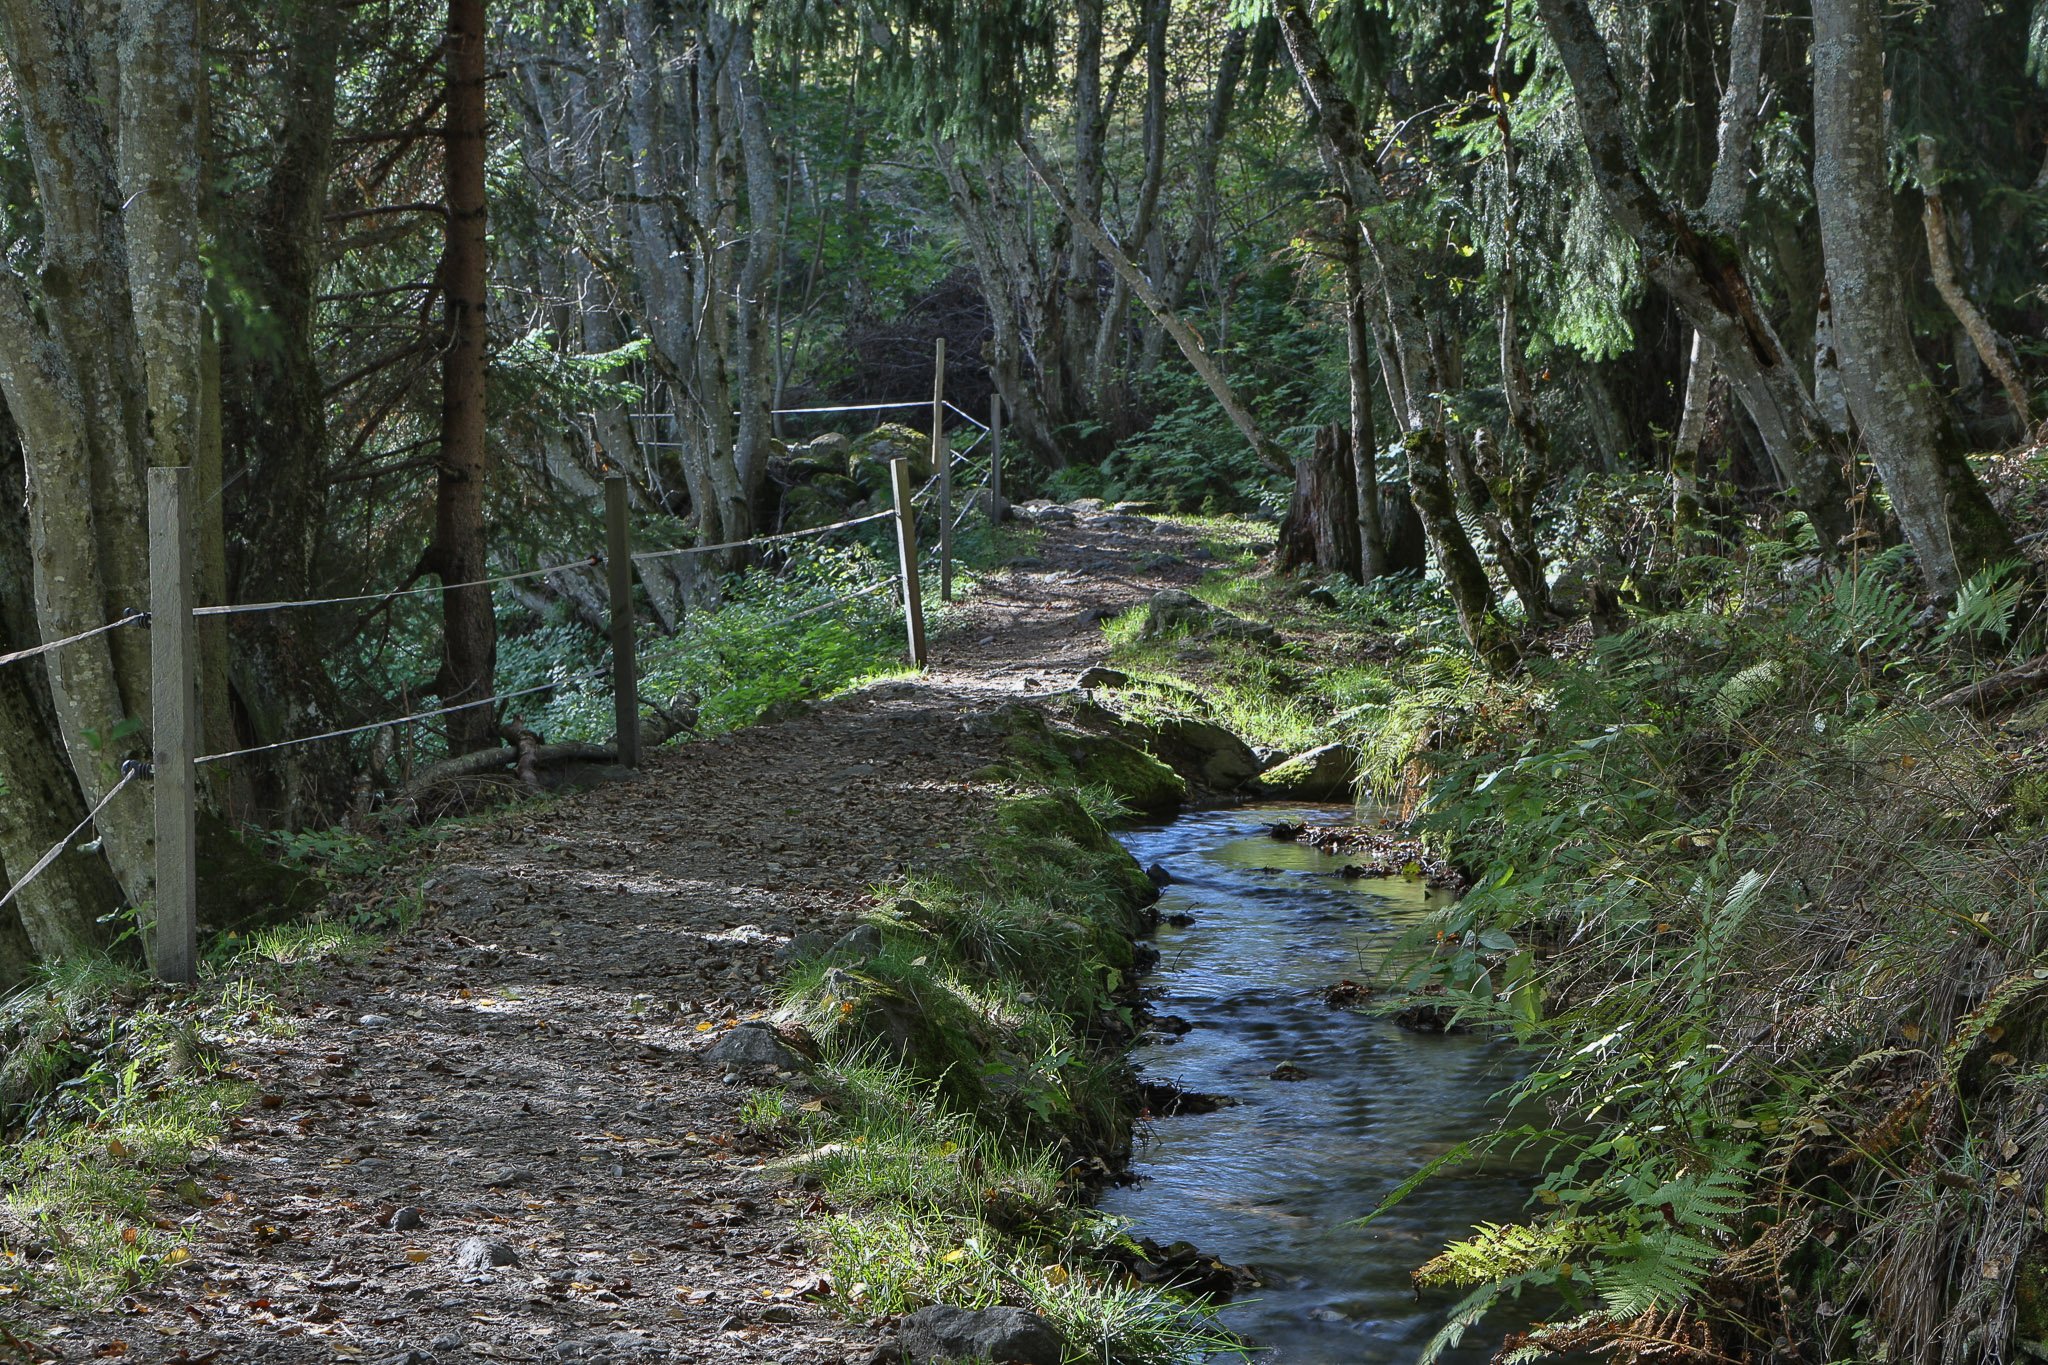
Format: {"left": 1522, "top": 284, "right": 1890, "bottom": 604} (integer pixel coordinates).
{"left": 217, "top": 0, "right": 353, "bottom": 822}
{"left": 720, "top": 12, "right": 781, "bottom": 528}
{"left": 1146, "top": 27, "right": 1244, "bottom": 373}
{"left": 430, "top": 0, "right": 497, "bottom": 753}
{"left": 1342, "top": 240, "right": 1387, "bottom": 580}
{"left": 1451, "top": 429, "right": 1551, "bottom": 619}
{"left": 1916, "top": 137, "right": 2032, "bottom": 436}
{"left": 1017, "top": 134, "right": 1292, "bottom": 477}
{"left": 935, "top": 143, "right": 1065, "bottom": 470}
{"left": 1488, "top": 0, "right": 1552, "bottom": 549}
{"left": 0, "top": 412, "right": 123, "bottom": 964}
{"left": 1276, "top": 2, "right": 1516, "bottom": 670}
{"left": 1277, "top": 425, "right": 1363, "bottom": 579}
{"left": 1409, "top": 430, "right": 1520, "bottom": 672}
{"left": 1673, "top": 0, "right": 1766, "bottom": 547}
{"left": 0, "top": 0, "right": 175, "bottom": 908}
{"left": 1810, "top": 0, "right": 2015, "bottom": 597}
{"left": 1535, "top": 0, "right": 1856, "bottom": 550}
{"left": 1090, "top": 0, "right": 1169, "bottom": 405}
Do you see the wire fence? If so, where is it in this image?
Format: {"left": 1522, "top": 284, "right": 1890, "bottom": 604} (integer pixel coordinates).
{"left": 0, "top": 380, "right": 997, "bottom": 986}
{"left": 0, "top": 761, "right": 146, "bottom": 920}
{"left": 0, "top": 609, "right": 150, "bottom": 670}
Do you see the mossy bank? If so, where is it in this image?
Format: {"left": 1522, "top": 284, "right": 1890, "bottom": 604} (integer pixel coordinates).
{"left": 755, "top": 753, "right": 1238, "bottom": 1364}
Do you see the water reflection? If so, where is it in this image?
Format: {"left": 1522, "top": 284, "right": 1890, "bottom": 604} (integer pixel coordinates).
{"left": 1102, "top": 805, "right": 1528, "bottom": 1364}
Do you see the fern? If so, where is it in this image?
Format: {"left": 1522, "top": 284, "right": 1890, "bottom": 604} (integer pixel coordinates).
{"left": 1708, "top": 661, "right": 1783, "bottom": 726}
{"left": 1934, "top": 557, "right": 2027, "bottom": 651}
{"left": 1591, "top": 1227, "right": 1724, "bottom": 1318}
{"left": 1416, "top": 1217, "right": 1613, "bottom": 1288}
{"left": 1942, "top": 970, "right": 2048, "bottom": 1079}
{"left": 1803, "top": 559, "right": 1917, "bottom": 659}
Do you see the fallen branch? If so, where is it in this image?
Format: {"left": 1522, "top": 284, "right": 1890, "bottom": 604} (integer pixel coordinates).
{"left": 405, "top": 692, "right": 701, "bottom": 789}
{"left": 1933, "top": 654, "right": 2048, "bottom": 714}
{"left": 413, "top": 740, "right": 618, "bottom": 787}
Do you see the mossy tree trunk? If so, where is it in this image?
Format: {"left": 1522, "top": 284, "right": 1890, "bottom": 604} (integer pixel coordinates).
{"left": 1810, "top": 0, "right": 2017, "bottom": 597}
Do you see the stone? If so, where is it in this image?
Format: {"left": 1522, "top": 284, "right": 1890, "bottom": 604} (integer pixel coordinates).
{"left": 1153, "top": 717, "right": 1260, "bottom": 791}
{"left": 799, "top": 431, "right": 852, "bottom": 472}
{"left": 705, "top": 1021, "right": 805, "bottom": 1071}
{"left": 1134, "top": 589, "right": 1278, "bottom": 647}
{"left": 1076, "top": 665, "right": 1131, "bottom": 690}
{"left": 775, "top": 932, "right": 832, "bottom": 965}
{"left": 1013, "top": 500, "right": 1075, "bottom": 525}
{"left": 454, "top": 1236, "right": 519, "bottom": 1270}
{"left": 390, "top": 1206, "right": 424, "bottom": 1231}
{"left": 896, "top": 1305, "right": 1064, "bottom": 1365}
{"left": 830, "top": 923, "right": 885, "bottom": 959}
{"left": 847, "top": 423, "right": 933, "bottom": 488}
{"left": 781, "top": 483, "right": 861, "bottom": 532}
{"left": 1254, "top": 743, "right": 1360, "bottom": 802}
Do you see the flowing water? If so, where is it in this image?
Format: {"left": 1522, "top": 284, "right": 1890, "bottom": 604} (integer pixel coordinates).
{"left": 1102, "top": 804, "right": 1529, "bottom": 1364}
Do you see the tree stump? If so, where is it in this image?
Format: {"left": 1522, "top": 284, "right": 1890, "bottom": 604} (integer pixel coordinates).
{"left": 1277, "top": 424, "right": 1363, "bottom": 578}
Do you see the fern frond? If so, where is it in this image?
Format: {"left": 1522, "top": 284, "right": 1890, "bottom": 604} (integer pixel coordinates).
{"left": 1415, "top": 1217, "right": 1612, "bottom": 1288}
{"left": 1591, "top": 1228, "right": 1722, "bottom": 1319}
{"left": 1708, "top": 661, "right": 1782, "bottom": 725}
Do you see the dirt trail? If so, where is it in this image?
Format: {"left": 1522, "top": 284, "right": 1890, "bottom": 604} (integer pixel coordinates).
{"left": 27, "top": 513, "right": 1213, "bottom": 1365}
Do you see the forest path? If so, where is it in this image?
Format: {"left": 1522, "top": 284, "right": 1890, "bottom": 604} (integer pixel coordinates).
{"left": 44, "top": 510, "right": 1212, "bottom": 1365}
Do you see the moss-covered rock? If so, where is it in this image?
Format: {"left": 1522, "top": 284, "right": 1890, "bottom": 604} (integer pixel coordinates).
{"left": 791, "top": 431, "right": 851, "bottom": 475}
{"left": 847, "top": 422, "right": 932, "bottom": 490}
{"left": 780, "top": 483, "right": 853, "bottom": 532}
{"left": 199, "top": 814, "right": 323, "bottom": 935}
{"left": 969, "top": 702, "right": 1187, "bottom": 815}
{"left": 1054, "top": 698, "right": 1260, "bottom": 795}
{"left": 1254, "top": 743, "right": 1360, "bottom": 801}
{"left": 1135, "top": 589, "right": 1279, "bottom": 648}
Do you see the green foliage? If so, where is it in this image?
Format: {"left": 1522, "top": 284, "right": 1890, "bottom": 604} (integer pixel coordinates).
{"left": 503, "top": 541, "right": 909, "bottom": 744}
{"left": 1356, "top": 524, "right": 2048, "bottom": 1358}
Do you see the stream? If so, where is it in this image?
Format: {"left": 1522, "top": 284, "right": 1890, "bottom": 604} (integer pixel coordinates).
{"left": 1104, "top": 804, "right": 1527, "bottom": 1363}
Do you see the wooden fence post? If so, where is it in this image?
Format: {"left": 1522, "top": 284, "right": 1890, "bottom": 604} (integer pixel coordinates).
{"left": 605, "top": 473, "right": 641, "bottom": 768}
{"left": 989, "top": 392, "right": 1004, "bottom": 521}
{"left": 888, "top": 457, "right": 928, "bottom": 668}
{"left": 932, "top": 337, "right": 952, "bottom": 602}
{"left": 148, "top": 466, "right": 197, "bottom": 986}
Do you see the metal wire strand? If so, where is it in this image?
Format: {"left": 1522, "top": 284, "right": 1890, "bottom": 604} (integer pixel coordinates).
{"left": 194, "top": 677, "right": 589, "bottom": 767}
{"left": 0, "top": 762, "right": 145, "bottom": 918}
{"left": 0, "top": 610, "right": 149, "bottom": 670}
{"left": 628, "top": 510, "right": 894, "bottom": 566}
{"left": 194, "top": 558, "right": 603, "bottom": 619}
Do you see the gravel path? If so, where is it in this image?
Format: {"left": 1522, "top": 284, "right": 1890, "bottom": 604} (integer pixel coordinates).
{"left": 22, "top": 512, "right": 1212, "bottom": 1365}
